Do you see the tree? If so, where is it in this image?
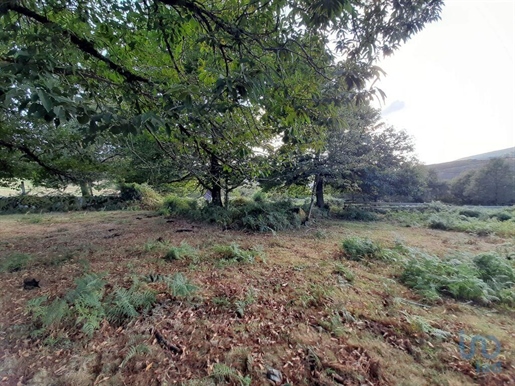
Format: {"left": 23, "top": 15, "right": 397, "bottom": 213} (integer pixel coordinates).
{"left": 449, "top": 170, "right": 476, "bottom": 205}
{"left": 465, "top": 159, "right": 515, "bottom": 205}
{"left": 424, "top": 169, "right": 448, "bottom": 201}
{"left": 1, "top": 0, "right": 443, "bottom": 205}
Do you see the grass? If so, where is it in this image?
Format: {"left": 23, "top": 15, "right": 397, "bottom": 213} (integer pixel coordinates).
{"left": 0, "top": 209, "right": 514, "bottom": 385}
{"left": 1, "top": 253, "right": 32, "bottom": 272}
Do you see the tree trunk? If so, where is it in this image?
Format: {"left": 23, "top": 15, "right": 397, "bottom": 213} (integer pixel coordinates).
{"left": 209, "top": 154, "right": 223, "bottom": 207}
{"left": 315, "top": 174, "right": 325, "bottom": 208}
{"left": 20, "top": 181, "right": 26, "bottom": 196}
{"left": 80, "top": 181, "right": 92, "bottom": 197}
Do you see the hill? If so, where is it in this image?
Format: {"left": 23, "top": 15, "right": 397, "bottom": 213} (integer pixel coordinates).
{"left": 426, "top": 147, "right": 515, "bottom": 181}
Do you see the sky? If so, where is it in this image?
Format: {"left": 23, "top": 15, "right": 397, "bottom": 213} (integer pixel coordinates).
{"left": 374, "top": 0, "right": 514, "bottom": 165}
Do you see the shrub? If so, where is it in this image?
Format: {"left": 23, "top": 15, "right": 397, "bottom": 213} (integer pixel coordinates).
{"left": 459, "top": 209, "right": 481, "bottom": 218}
{"left": 338, "top": 206, "right": 378, "bottom": 221}
{"left": 120, "top": 183, "right": 162, "bottom": 209}
{"left": 491, "top": 212, "right": 512, "bottom": 222}
{"left": 1, "top": 253, "right": 32, "bottom": 272}
{"left": 163, "top": 195, "right": 198, "bottom": 216}
{"left": 341, "top": 238, "right": 384, "bottom": 261}
{"left": 252, "top": 190, "right": 267, "bottom": 202}
{"left": 427, "top": 214, "right": 455, "bottom": 230}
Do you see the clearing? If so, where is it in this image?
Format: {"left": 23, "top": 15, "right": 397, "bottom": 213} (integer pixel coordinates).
{"left": 0, "top": 211, "right": 514, "bottom": 385}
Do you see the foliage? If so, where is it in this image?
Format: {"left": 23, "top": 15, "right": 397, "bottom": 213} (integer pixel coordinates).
{"left": 165, "top": 273, "right": 198, "bottom": 298}
{"left": 26, "top": 273, "right": 158, "bottom": 338}
{"left": 386, "top": 205, "right": 515, "bottom": 237}
{"left": 1, "top": 252, "right": 32, "bottom": 272}
{"left": 1, "top": 0, "right": 443, "bottom": 206}
{"left": 447, "top": 159, "right": 515, "bottom": 205}
{"left": 341, "top": 238, "right": 384, "bottom": 261}
{"left": 161, "top": 197, "right": 302, "bottom": 232}
{"left": 400, "top": 253, "right": 515, "bottom": 306}
{"left": 164, "top": 242, "right": 199, "bottom": 262}
{"left": 0, "top": 195, "right": 128, "bottom": 214}
{"left": 105, "top": 280, "right": 157, "bottom": 325}
{"left": 212, "top": 243, "right": 264, "bottom": 264}
{"left": 161, "top": 195, "right": 199, "bottom": 217}
{"left": 119, "top": 183, "right": 163, "bottom": 209}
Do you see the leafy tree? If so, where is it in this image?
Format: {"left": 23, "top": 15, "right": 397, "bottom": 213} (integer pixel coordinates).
{"left": 1, "top": 0, "right": 443, "bottom": 205}
{"left": 465, "top": 159, "right": 515, "bottom": 205}
{"left": 449, "top": 170, "right": 476, "bottom": 205}
{"left": 424, "top": 169, "right": 448, "bottom": 201}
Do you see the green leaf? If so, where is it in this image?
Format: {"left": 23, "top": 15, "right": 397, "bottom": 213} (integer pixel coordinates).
{"left": 37, "top": 89, "right": 53, "bottom": 112}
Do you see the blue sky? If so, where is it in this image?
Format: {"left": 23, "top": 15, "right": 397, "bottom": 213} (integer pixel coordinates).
{"left": 374, "top": 0, "right": 514, "bottom": 164}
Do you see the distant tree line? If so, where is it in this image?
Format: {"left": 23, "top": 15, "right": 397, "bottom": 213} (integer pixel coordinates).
{"left": 424, "top": 158, "right": 515, "bottom": 206}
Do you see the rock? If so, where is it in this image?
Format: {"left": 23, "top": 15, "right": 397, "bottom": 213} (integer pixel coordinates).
{"left": 266, "top": 368, "right": 283, "bottom": 384}
{"left": 23, "top": 278, "right": 40, "bottom": 290}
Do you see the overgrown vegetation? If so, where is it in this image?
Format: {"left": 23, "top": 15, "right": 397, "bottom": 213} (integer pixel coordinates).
{"left": 26, "top": 273, "right": 159, "bottom": 338}
{"left": 400, "top": 252, "right": 515, "bottom": 305}
{"left": 341, "top": 238, "right": 384, "bottom": 261}
{"left": 1, "top": 252, "right": 32, "bottom": 272}
{"left": 161, "top": 195, "right": 303, "bottom": 232}
{"left": 164, "top": 242, "right": 199, "bottom": 262}
{"left": 212, "top": 243, "right": 265, "bottom": 264}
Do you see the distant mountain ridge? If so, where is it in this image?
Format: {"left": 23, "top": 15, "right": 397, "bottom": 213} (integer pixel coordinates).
{"left": 457, "top": 147, "right": 515, "bottom": 161}
{"left": 426, "top": 147, "right": 515, "bottom": 181}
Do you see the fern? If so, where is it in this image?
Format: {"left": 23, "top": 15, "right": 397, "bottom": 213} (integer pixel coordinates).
{"left": 165, "top": 273, "right": 197, "bottom": 298}
{"left": 106, "top": 281, "right": 157, "bottom": 325}
{"left": 164, "top": 242, "right": 199, "bottom": 262}
{"left": 211, "top": 363, "right": 251, "bottom": 386}
{"left": 120, "top": 344, "right": 151, "bottom": 368}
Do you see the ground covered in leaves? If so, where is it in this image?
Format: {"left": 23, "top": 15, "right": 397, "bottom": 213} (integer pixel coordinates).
{"left": 0, "top": 210, "right": 514, "bottom": 385}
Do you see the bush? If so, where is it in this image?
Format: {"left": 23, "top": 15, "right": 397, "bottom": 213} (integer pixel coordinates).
{"left": 162, "top": 195, "right": 198, "bottom": 216}
{"left": 427, "top": 214, "right": 455, "bottom": 230}
{"left": 120, "top": 183, "right": 162, "bottom": 209}
{"left": 341, "top": 238, "right": 384, "bottom": 261}
{"left": 337, "top": 206, "right": 378, "bottom": 221}
{"left": 400, "top": 253, "right": 515, "bottom": 306}
{"left": 160, "top": 197, "right": 302, "bottom": 232}
{"left": 491, "top": 212, "right": 512, "bottom": 222}
{"left": 459, "top": 209, "right": 481, "bottom": 218}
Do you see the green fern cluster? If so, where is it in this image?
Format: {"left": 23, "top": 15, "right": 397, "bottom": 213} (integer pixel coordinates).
{"left": 341, "top": 237, "right": 384, "bottom": 261}
{"left": 164, "top": 242, "right": 199, "bottom": 262}
{"left": 212, "top": 243, "right": 264, "bottom": 264}
{"left": 400, "top": 252, "right": 515, "bottom": 305}
{"left": 106, "top": 280, "right": 157, "bottom": 325}
{"left": 26, "top": 273, "right": 158, "bottom": 338}
{"left": 165, "top": 273, "right": 197, "bottom": 298}
{"left": 211, "top": 363, "right": 251, "bottom": 386}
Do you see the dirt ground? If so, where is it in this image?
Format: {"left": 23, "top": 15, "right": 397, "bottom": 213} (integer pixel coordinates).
{"left": 0, "top": 211, "right": 514, "bottom": 385}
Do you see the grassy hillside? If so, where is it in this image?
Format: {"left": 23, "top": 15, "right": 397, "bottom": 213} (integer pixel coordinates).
{"left": 426, "top": 147, "right": 515, "bottom": 181}
{"left": 1, "top": 208, "right": 514, "bottom": 385}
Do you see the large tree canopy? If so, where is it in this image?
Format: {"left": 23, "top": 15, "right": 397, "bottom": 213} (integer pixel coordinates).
{"left": 0, "top": 0, "right": 443, "bottom": 204}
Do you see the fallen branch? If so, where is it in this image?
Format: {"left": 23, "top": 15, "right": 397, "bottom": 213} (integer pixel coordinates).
{"left": 154, "top": 329, "right": 183, "bottom": 355}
